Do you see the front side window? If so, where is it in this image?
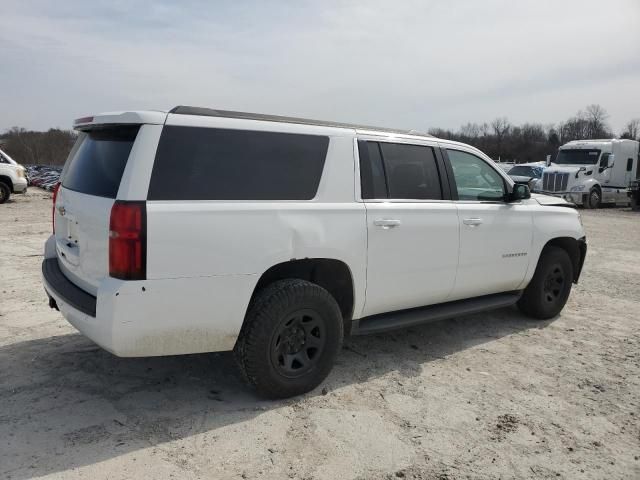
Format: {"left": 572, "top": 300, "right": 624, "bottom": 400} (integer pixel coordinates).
{"left": 447, "top": 149, "right": 505, "bottom": 201}
{"left": 148, "top": 126, "right": 329, "bottom": 200}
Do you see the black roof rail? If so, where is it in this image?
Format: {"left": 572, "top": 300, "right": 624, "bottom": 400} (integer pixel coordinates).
{"left": 168, "top": 106, "right": 432, "bottom": 137}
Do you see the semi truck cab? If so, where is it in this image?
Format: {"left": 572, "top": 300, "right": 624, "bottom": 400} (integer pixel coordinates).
{"left": 541, "top": 139, "right": 639, "bottom": 208}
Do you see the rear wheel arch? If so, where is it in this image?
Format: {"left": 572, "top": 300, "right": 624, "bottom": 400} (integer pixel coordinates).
{"left": 247, "top": 258, "right": 355, "bottom": 334}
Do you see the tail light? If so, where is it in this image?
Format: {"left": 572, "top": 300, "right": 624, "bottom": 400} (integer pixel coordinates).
{"left": 109, "top": 201, "right": 146, "bottom": 280}
{"left": 52, "top": 182, "right": 61, "bottom": 233}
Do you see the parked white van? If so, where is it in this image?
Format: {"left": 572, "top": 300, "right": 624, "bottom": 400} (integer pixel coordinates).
{"left": 42, "top": 107, "right": 587, "bottom": 398}
{"left": 0, "top": 147, "right": 28, "bottom": 203}
{"left": 541, "top": 139, "right": 639, "bottom": 208}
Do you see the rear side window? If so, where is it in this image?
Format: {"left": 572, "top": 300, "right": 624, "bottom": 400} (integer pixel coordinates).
{"left": 148, "top": 126, "right": 329, "bottom": 200}
{"left": 360, "top": 141, "right": 443, "bottom": 200}
{"left": 380, "top": 143, "right": 442, "bottom": 200}
{"left": 359, "top": 141, "right": 387, "bottom": 199}
{"left": 62, "top": 126, "right": 139, "bottom": 198}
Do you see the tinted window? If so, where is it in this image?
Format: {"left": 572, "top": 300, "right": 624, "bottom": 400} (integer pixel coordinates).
{"left": 379, "top": 143, "right": 442, "bottom": 200}
{"left": 148, "top": 126, "right": 329, "bottom": 200}
{"left": 62, "top": 126, "right": 139, "bottom": 198}
{"left": 447, "top": 149, "right": 505, "bottom": 201}
{"left": 359, "top": 141, "right": 387, "bottom": 199}
{"left": 627, "top": 158, "right": 633, "bottom": 171}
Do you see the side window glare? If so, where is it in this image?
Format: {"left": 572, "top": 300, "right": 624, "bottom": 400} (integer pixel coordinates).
{"left": 447, "top": 149, "right": 505, "bottom": 201}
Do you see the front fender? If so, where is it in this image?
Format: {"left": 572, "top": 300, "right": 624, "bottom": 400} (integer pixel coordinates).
{"left": 518, "top": 207, "right": 585, "bottom": 289}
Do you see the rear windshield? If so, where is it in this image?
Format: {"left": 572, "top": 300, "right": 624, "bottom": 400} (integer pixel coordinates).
{"left": 62, "top": 126, "right": 139, "bottom": 198}
{"left": 508, "top": 166, "right": 542, "bottom": 178}
{"left": 148, "top": 126, "right": 329, "bottom": 201}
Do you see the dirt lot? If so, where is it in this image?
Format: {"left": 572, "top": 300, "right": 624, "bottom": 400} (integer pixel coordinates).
{"left": 1, "top": 189, "right": 638, "bottom": 480}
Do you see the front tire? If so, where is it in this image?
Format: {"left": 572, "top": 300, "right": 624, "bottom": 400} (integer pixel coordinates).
{"left": 517, "top": 246, "right": 574, "bottom": 320}
{"left": 0, "top": 182, "right": 10, "bottom": 204}
{"left": 586, "top": 187, "right": 601, "bottom": 209}
{"left": 234, "top": 279, "right": 343, "bottom": 399}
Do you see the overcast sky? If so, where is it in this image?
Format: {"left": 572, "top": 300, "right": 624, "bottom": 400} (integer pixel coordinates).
{"left": 1, "top": 0, "right": 639, "bottom": 133}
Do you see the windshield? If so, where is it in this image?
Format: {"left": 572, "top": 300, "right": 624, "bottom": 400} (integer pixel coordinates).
{"left": 555, "top": 149, "right": 601, "bottom": 165}
{"left": 508, "top": 166, "right": 542, "bottom": 178}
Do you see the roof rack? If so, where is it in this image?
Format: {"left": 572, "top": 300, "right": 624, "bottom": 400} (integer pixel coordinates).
{"left": 169, "top": 106, "right": 432, "bottom": 137}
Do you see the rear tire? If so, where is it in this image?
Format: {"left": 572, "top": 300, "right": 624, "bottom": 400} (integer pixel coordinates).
{"left": 517, "top": 246, "right": 573, "bottom": 320}
{"left": 631, "top": 196, "right": 639, "bottom": 211}
{"left": 234, "top": 279, "right": 343, "bottom": 399}
{"left": 0, "top": 182, "right": 10, "bottom": 204}
{"left": 586, "top": 186, "right": 601, "bottom": 209}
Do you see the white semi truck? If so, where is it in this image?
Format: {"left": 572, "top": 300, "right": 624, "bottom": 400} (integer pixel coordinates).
{"left": 540, "top": 139, "right": 639, "bottom": 208}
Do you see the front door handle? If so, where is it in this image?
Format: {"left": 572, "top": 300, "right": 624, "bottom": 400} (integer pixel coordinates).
{"left": 463, "top": 217, "right": 483, "bottom": 226}
{"left": 374, "top": 219, "right": 401, "bottom": 229}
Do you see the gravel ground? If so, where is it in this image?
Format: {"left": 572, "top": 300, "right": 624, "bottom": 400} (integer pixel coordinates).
{"left": 1, "top": 189, "right": 639, "bottom": 480}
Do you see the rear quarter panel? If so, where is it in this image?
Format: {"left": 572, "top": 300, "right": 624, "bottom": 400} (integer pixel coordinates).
{"left": 142, "top": 134, "right": 366, "bottom": 352}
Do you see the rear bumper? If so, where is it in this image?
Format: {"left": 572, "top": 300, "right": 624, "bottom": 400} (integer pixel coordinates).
{"left": 42, "top": 238, "right": 255, "bottom": 357}
{"left": 42, "top": 258, "right": 96, "bottom": 316}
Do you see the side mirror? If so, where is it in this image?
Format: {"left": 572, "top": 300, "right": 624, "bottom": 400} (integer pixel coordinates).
{"left": 509, "top": 183, "right": 531, "bottom": 201}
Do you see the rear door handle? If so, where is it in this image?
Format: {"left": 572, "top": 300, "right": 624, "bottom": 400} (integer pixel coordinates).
{"left": 374, "top": 219, "right": 401, "bottom": 229}
{"left": 463, "top": 218, "right": 483, "bottom": 226}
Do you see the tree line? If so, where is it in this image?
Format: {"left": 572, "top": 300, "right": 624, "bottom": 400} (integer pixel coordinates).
{"left": 0, "top": 127, "right": 77, "bottom": 166}
{"left": 429, "top": 105, "right": 639, "bottom": 164}
{"left": 1, "top": 104, "right": 638, "bottom": 166}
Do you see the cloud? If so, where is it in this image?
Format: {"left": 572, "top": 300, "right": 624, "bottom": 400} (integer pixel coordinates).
{"left": 1, "top": 0, "right": 639, "bottom": 132}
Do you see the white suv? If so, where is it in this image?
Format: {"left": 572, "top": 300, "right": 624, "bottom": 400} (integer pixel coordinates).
{"left": 0, "top": 147, "right": 28, "bottom": 203}
{"left": 42, "top": 107, "right": 587, "bottom": 398}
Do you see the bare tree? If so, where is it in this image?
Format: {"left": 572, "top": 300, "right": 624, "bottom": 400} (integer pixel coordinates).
{"left": 1, "top": 128, "right": 76, "bottom": 165}
{"left": 460, "top": 122, "right": 481, "bottom": 139}
{"left": 584, "top": 104, "right": 611, "bottom": 138}
{"left": 491, "top": 117, "right": 511, "bottom": 159}
{"left": 491, "top": 117, "right": 511, "bottom": 138}
{"left": 621, "top": 119, "right": 640, "bottom": 140}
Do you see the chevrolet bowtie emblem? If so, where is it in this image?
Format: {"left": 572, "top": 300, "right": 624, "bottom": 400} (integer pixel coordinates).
{"left": 57, "top": 206, "right": 66, "bottom": 216}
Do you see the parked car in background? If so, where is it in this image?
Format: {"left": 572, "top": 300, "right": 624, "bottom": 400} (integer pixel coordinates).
{"left": 495, "top": 161, "right": 515, "bottom": 173}
{"left": 541, "top": 139, "right": 639, "bottom": 208}
{"left": 507, "top": 162, "right": 545, "bottom": 192}
{"left": 26, "top": 165, "right": 63, "bottom": 191}
{"left": 0, "top": 147, "right": 28, "bottom": 203}
{"left": 42, "top": 107, "right": 587, "bottom": 398}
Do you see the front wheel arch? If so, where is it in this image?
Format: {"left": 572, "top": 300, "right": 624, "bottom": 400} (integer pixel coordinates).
{"left": 540, "top": 237, "right": 586, "bottom": 283}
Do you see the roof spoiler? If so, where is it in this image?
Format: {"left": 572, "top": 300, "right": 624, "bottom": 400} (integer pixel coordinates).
{"left": 73, "top": 111, "right": 167, "bottom": 130}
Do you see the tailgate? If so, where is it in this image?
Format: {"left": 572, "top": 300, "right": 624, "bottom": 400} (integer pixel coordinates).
{"left": 54, "top": 125, "right": 140, "bottom": 295}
